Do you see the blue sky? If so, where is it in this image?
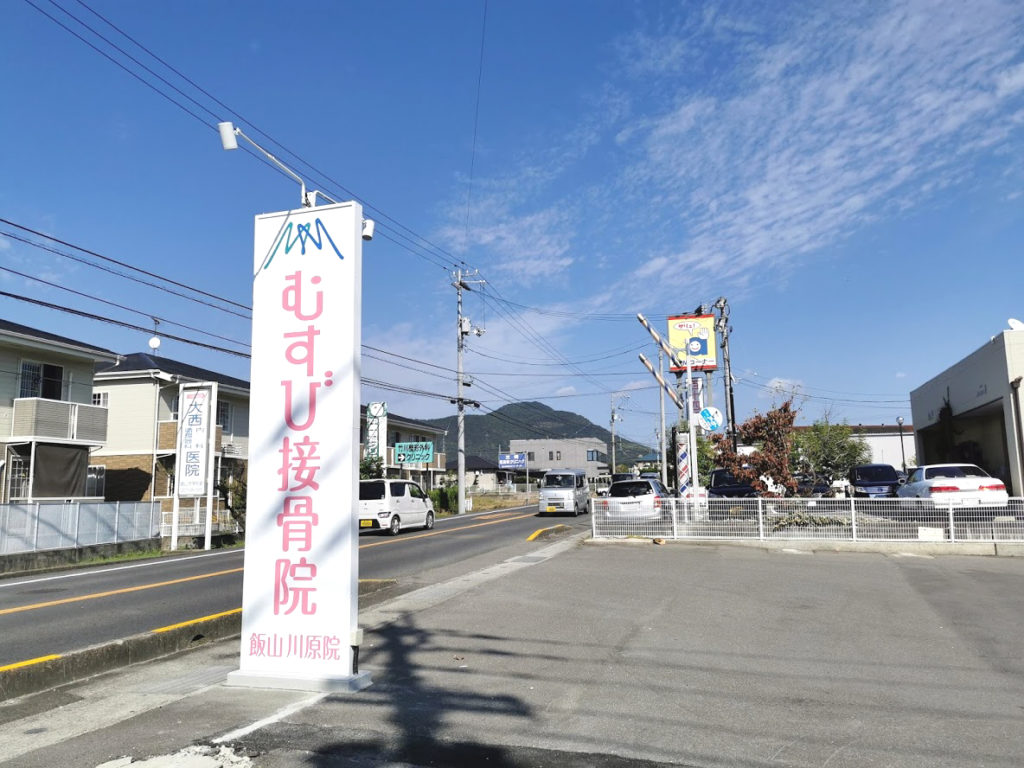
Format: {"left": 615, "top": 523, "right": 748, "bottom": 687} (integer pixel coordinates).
{"left": 1, "top": 0, "right": 1022, "bottom": 451}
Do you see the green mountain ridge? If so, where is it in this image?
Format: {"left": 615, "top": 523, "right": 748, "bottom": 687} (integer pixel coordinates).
{"left": 421, "top": 401, "right": 652, "bottom": 469}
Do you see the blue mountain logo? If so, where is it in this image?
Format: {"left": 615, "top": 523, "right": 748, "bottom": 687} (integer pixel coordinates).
{"left": 262, "top": 218, "right": 344, "bottom": 271}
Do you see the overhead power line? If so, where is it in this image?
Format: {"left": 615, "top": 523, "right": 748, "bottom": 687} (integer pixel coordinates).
{"left": 0, "top": 289, "right": 250, "bottom": 357}
{"left": 0, "top": 223, "right": 251, "bottom": 320}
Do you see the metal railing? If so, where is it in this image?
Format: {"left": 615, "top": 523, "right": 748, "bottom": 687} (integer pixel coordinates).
{"left": 0, "top": 501, "right": 161, "bottom": 555}
{"left": 591, "top": 496, "right": 1024, "bottom": 542}
{"left": 11, "top": 398, "right": 108, "bottom": 442}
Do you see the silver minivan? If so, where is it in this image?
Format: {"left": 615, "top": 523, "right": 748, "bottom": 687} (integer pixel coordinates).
{"left": 538, "top": 469, "right": 590, "bottom": 516}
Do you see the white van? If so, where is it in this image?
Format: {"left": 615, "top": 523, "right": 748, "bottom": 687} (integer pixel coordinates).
{"left": 358, "top": 479, "right": 435, "bottom": 535}
{"left": 538, "top": 469, "right": 589, "bottom": 516}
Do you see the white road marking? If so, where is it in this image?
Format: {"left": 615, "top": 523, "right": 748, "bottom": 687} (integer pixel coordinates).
{"left": 0, "top": 549, "right": 242, "bottom": 590}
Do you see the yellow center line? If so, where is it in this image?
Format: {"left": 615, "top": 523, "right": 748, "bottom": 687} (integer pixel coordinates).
{"left": 0, "top": 567, "right": 244, "bottom": 616}
{"left": 0, "top": 654, "right": 62, "bottom": 672}
{"left": 2, "top": 511, "right": 541, "bottom": 615}
{"left": 359, "top": 512, "right": 537, "bottom": 548}
{"left": 474, "top": 509, "right": 529, "bottom": 520}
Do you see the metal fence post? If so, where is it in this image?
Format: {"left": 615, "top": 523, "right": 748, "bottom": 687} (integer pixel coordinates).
{"left": 850, "top": 498, "right": 858, "bottom": 542}
{"left": 73, "top": 502, "right": 80, "bottom": 548}
{"left": 757, "top": 498, "right": 764, "bottom": 540}
{"left": 114, "top": 501, "right": 120, "bottom": 544}
{"left": 671, "top": 500, "right": 678, "bottom": 540}
{"left": 948, "top": 501, "right": 955, "bottom": 542}
{"left": 33, "top": 503, "right": 40, "bottom": 552}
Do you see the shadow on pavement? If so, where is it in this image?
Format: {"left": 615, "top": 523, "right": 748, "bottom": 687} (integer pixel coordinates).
{"left": 307, "top": 612, "right": 531, "bottom": 767}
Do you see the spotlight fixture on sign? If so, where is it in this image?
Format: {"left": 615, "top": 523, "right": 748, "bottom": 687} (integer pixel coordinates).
{"left": 217, "top": 121, "right": 375, "bottom": 236}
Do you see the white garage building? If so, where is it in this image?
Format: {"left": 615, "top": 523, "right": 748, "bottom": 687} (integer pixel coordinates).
{"left": 908, "top": 328, "right": 1024, "bottom": 495}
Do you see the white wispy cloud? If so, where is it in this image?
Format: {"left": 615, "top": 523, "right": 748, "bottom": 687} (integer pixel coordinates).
{"left": 616, "top": 0, "right": 1024, "bottom": 291}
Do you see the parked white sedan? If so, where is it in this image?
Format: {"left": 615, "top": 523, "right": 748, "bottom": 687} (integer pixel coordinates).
{"left": 897, "top": 464, "right": 1008, "bottom": 507}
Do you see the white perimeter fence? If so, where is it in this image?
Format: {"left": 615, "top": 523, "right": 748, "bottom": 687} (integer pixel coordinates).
{"left": 591, "top": 496, "right": 1024, "bottom": 543}
{"left": 0, "top": 501, "right": 161, "bottom": 555}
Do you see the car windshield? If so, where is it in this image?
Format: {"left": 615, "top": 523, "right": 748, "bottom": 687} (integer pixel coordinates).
{"left": 710, "top": 470, "right": 738, "bottom": 487}
{"left": 610, "top": 481, "right": 654, "bottom": 497}
{"left": 544, "top": 474, "right": 575, "bottom": 488}
{"left": 854, "top": 465, "right": 898, "bottom": 482}
{"left": 925, "top": 465, "right": 989, "bottom": 479}
{"left": 359, "top": 481, "right": 385, "bottom": 500}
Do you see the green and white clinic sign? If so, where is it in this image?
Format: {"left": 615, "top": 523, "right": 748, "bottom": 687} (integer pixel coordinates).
{"left": 395, "top": 442, "right": 434, "bottom": 463}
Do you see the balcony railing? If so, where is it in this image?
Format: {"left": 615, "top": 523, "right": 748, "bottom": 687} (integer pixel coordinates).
{"left": 11, "top": 398, "right": 108, "bottom": 443}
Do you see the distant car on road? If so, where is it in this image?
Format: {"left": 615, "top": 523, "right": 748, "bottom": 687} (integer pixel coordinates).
{"left": 359, "top": 479, "right": 435, "bottom": 535}
{"left": 708, "top": 469, "right": 757, "bottom": 498}
{"left": 897, "top": 464, "right": 1008, "bottom": 507}
{"left": 846, "top": 464, "right": 902, "bottom": 498}
{"left": 597, "top": 478, "right": 671, "bottom": 520}
{"left": 796, "top": 474, "right": 833, "bottom": 498}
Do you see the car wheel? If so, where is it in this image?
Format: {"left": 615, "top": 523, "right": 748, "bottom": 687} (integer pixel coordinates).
{"left": 424, "top": 511, "right": 434, "bottom": 530}
{"left": 389, "top": 515, "right": 401, "bottom": 536}
{"left": 573, "top": 503, "right": 580, "bottom": 517}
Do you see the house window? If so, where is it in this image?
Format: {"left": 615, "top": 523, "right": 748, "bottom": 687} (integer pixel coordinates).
{"left": 92, "top": 392, "right": 109, "bottom": 408}
{"left": 556, "top": 451, "right": 562, "bottom": 461}
{"left": 548, "top": 451, "right": 554, "bottom": 461}
{"left": 217, "top": 400, "right": 231, "bottom": 431}
{"left": 86, "top": 465, "right": 106, "bottom": 497}
{"left": 587, "top": 449, "right": 598, "bottom": 461}
{"left": 170, "top": 395, "right": 179, "bottom": 421}
{"left": 527, "top": 452, "right": 535, "bottom": 462}
{"left": 9, "top": 454, "right": 30, "bottom": 499}
{"left": 20, "top": 361, "right": 64, "bottom": 400}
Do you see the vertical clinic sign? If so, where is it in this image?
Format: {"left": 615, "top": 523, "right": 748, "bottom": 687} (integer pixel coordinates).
{"left": 364, "top": 401, "right": 387, "bottom": 460}
{"left": 228, "top": 201, "right": 369, "bottom": 692}
{"left": 176, "top": 385, "right": 213, "bottom": 496}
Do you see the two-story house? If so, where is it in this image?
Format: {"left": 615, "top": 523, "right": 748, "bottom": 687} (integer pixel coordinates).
{"left": 0, "top": 319, "right": 118, "bottom": 503}
{"left": 359, "top": 406, "right": 447, "bottom": 489}
{"left": 92, "top": 353, "right": 250, "bottom": 534}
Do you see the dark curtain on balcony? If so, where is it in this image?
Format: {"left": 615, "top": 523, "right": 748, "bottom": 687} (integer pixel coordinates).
{"left": 33, "top": 444, "right": 88, "bottom": 497}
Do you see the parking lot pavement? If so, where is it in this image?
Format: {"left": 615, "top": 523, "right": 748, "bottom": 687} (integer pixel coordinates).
{"left": 4, "top": 538, "right": 1024, "bottom": 767}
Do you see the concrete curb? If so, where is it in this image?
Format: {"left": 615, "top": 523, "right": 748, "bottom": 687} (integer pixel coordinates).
{"left": 0, "top": 611, "right": 241, "bottom": 702}
{"left": 585, "top": 536, "right": 1024, "bottom": 557}
{"left": 526, "top": 524, "right": 573, "bottom": 541}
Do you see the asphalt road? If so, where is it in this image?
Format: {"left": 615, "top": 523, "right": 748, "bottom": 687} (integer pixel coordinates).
{"left": 0, "top": 504, "right": 589, "bottom": 668}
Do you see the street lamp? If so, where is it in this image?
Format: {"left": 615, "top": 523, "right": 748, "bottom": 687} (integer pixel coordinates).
{"left": 897, "top": 416, "right": 906, "bottom": 473}
{"left": 217, "top": 121, "right": 375, "bottom": 239}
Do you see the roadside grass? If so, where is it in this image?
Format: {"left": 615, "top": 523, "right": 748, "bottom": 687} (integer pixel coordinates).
{"left": 436, "top": 493, "right": 535, "bottom": 518}
{"left": 76, "top": 538, "right": 245, "bottom": 567}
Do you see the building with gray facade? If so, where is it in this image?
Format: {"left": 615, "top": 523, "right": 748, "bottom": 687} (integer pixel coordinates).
{"left": 509, "top": 437, "right": 608, "bottom": 479}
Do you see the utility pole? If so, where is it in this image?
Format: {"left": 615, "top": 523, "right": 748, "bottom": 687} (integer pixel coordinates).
{"left": 453, "top": 269, "right": 484, "bottom": 515}
{"left": 610, "top": 395, "right": 618, "bottom": 473}
{"left": 609, "top": 394, "right": 629, "bottom": 473}
{"left": 714, "top": 297, "right": 737, "bottom": 452}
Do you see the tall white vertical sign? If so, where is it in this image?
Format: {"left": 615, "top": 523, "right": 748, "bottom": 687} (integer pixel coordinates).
{"left": 364, "top": 401, "right": 387, "bottom": 461}
{"left": 170, "top": 382, "right": 218, "bottom": 551}
{"left": 227, "top": 201, "right": 369, "bottom": 692}
{"left": 177, "top": 384, "right": 213, "bottom": 496}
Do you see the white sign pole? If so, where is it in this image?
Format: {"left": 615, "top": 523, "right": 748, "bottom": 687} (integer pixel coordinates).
{"left": 685, "top": 352, "right": 702, "bottom": 500}
{"left": 228, "top": 201, "right": 369, "bottom": 692}
{"left": 204, "top": 383, "right": 219, "bottom": 550}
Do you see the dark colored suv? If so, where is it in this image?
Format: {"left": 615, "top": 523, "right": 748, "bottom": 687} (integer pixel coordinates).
{"left": 846, "top": 464, "right": 901, "bottom": 498}
{"left": 708, "top": 469, "right": 757, "bottom": 498}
